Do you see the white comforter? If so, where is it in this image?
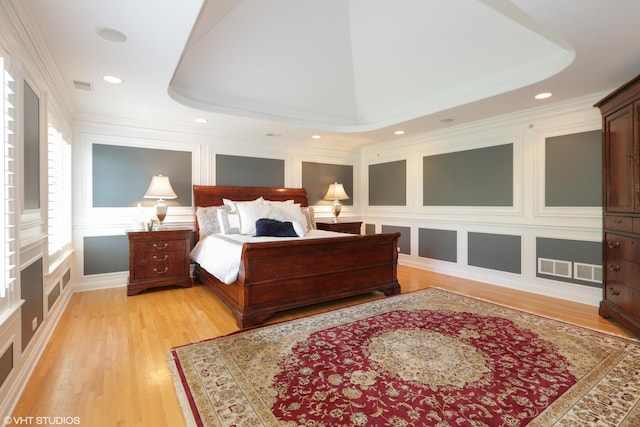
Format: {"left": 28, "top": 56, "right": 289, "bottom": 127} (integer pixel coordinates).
{"left": 190, "top": 229, "right": 350, "bottom": 284}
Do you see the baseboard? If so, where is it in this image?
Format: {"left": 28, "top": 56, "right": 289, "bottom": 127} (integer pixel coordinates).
{"left": 72, "top": 272, "right": 128, "bottom": 293}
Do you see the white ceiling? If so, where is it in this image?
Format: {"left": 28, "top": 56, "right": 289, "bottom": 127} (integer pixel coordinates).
{"left": 24, "top": 0, "right": 640, "bottom": 148}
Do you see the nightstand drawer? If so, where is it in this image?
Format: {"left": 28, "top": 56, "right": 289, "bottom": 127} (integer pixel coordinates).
{"left": 134, "top": 250, "right": 184, "bottom": 267}
{"left": 134, "top": 239, "right": 186, "bottom": 253}
{"left": 133, "top": 261, "right": 188, "bottom": 280}
{"left": 316, "top": 221, "right": 362, "bottom": 235}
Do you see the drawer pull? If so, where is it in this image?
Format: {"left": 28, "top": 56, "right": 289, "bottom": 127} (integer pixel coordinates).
{"left": 607, "top": 263, "right": 620, "bottom": 272}
{"left": 607, "top": 240, "right": 621, "bottom": 249}
{"left": 609, "top": 287, "right": 621, "bottom": 296}
{"left": 153, "top": 242, "right": 169, "bottom": 250}
{"left": 153, "top": 267, "right": 169, "bottom": 274}
{"left": 153, "top": 255, "right": 169, "bottom": 262}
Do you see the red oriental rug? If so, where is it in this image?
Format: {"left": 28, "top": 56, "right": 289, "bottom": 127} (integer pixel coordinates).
{"left": 169, "top": 288, "right": 640, "bottom": 426}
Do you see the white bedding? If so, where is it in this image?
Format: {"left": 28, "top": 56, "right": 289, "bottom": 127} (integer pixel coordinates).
{"left": 190, "top": 229, "right": 351, "bottom": 284}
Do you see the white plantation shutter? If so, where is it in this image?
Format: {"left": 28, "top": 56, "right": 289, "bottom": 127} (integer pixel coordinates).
{"left": 0, "top": 55, "right": 16, "bottom": 314}
{"left": 47, "top": 124, "right": 72, "bottom": 261}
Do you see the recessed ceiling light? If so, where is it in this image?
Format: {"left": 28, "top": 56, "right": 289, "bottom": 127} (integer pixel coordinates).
{"left": 311, "top": 135, "right": 321, "bottom": 139}
{"left": 195, "top": 118, "right": 207, "bottom": 124}
{"left": 394, "top": 130, "right": 405, "bottom": 135}
{"left": 535, "top": 92, "right": 552, "bottom": 99}
{"left": 96, "top": 27, "right": 127, "bottom": 43}
{"left": 102, "top": 75, "right": 122, "bottom": 84}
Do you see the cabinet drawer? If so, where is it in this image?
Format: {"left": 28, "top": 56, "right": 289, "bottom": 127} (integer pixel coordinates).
{"left": 134, "top": 239, "right": 186, "bottom": 253}
{"left": 604, "top": 215, "right": 633, "bottom": 232}
{"left": 604, "top": 283, "right": 640, "bottom": 318}
{"left": 133, "top": 262, "right": 188, "bottom": 280}
{"left": 134, "top": 250, "right": 183, "bottom": 267}
{"left": 604, "top": 233, "right": 640, "bottom": 262}
{"left": 604, "top": 259, "right": 640, "bottom": 290}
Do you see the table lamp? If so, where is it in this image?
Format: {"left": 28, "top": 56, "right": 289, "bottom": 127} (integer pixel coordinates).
{"left": 323, "top": 182, "right": 350, "bottom": 223}
{"left": 144, "top": 175, "right": 177, "bottom": 229}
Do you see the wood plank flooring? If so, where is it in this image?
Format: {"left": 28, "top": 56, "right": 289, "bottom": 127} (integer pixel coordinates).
{"left": 11, "top": 265, "right": 634, "bottom": 426}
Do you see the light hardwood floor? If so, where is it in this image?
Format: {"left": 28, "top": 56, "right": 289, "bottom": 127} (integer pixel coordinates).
{"left": 11, "top": 265, "right": 634, "bottom": 426}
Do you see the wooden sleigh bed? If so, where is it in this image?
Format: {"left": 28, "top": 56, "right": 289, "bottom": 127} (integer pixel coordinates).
{"left": 192, "top": 185, "right": 401, "bottom": 328}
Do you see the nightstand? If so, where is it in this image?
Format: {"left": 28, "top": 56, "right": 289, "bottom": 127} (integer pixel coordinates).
{"left": 127, "top": 228, "right": 192, "bottom": 296}
{"left": 316, "top": 221, "right": 362, "bottom": 235}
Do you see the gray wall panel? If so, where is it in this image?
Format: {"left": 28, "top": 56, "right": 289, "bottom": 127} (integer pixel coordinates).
{"left": 536, "top": 237, "right": 602, "bottom": 287}
{"left": 302, "top": 161, "right": 353, "bottom": 205}
{"left": 369, "top": 160, "right": 406, "bottom": 206}
{"left": 545, "top": 130, "right": 601, "bottom": 207}
{"left": 23, "top": 81, "right": 40, "bottom": 210}
{"left": 62, "top": 268, "right": 71, "bottom": 288}
{"left": 93, "top": 144, "right": 192, "bottom": 207}
{"left": 0, "top": 343, "right": 13, "bottom": 389}
{"left": 381, "top": 225, "right": 410, "bottom": 254}
{"left": 419, "top": 228, "right": 457, "bottom": 262}
{"left": 468, "top": 232, "right": 521, "bottom": 274}
{"left": 48, "top": 282, "right": 61, "bottom": 309}
{"left": 216, "top": 154, "right": 284, "bottom": 187}
{"left": 84, "top": 235, "right": 129, "bottom": 275}
{"left": 21, "top": 258, "right": 43, "bottom": 351}
{"left": 364, "top": 223, "right": 375, "bottom": 235}
{"left": 423, "top": 144, "right": 513, "bottom": 206}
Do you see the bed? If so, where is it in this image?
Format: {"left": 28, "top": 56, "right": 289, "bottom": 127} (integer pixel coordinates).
{"left": 192, "top": 185, "right": 401, "bottom": 328}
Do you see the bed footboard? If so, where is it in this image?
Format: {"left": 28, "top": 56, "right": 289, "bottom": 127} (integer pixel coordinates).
{"left": 195, "top": 232, "right": 400, "bottom": 328}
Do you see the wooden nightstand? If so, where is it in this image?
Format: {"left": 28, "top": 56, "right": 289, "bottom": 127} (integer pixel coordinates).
{"left": 316, "top": 221, "right": 362, "bottom": 235}
{"left": 127, "top": 228, "right": 192, "bottom": 296}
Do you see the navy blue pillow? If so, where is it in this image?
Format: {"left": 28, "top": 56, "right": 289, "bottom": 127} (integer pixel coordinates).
{"left": 254, "top": 218, "right": 298, "bottom": 237}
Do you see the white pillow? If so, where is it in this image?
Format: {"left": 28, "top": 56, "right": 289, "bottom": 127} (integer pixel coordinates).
{"left": 217, "top": 208, "right": 240, "bottom": 234}
{"left": 270, "top": 203, "right": 308, "bottom": 230}
{"left": 223, "top": 197, "right": 265, "bottom": 212}
{"left": 236, "top": 202, "right": 272, "bottom": 235}
{"left": 265, "top": 199, "right": 295, "bottom": 206}
{"left": 268, "top": 207, "right": 305, "bottom": 237}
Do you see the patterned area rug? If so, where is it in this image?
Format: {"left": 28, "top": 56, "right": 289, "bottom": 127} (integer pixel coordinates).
{"left": 169, "top": 288, "right": 640, "bottom": 426}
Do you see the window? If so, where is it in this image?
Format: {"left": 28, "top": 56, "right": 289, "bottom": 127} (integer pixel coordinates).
{"left": 0, "top": 55, "right": 16, "bottom": 315}
{"left": 47, "top": 123, "right": 71, "bottom": 264}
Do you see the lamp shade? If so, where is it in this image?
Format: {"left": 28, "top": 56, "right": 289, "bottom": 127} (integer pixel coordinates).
{"left": 323, "top": 182, "right": 350, "bottom": 200}
{"left": 144, "top": 175, "right": 177, "bottom": 200}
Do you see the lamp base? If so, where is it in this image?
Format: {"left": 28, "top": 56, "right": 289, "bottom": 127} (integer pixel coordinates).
{"left": 331, "top": 200, "right": 342, "bottom": 223}
{"left": 155, "top": 200, "right": 168, "bottom": 229}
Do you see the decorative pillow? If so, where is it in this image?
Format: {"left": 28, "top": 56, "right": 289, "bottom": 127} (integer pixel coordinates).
{"left": 196, "top": 206, "right": 221, "bottom": 238}
{"left": 254, "top": 218, "right": 298, "bottom": 237}
{"left": 302, "top": 207, "right": 316, "bottom": 230}
{"left": 236, "top": 202, "right": 272, "bottom": 234}
{"left": 216, "top": 208, "right": 240, "bottom": 234}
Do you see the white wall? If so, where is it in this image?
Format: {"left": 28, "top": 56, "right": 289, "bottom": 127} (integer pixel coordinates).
{"left": 71, "top": 119, "right": 360, "bottom": 291}
{"left": 360, "top": 94, "right": 605, "bottom": 306}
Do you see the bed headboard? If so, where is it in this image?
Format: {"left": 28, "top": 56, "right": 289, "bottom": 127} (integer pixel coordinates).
{"left": 193, "top": 185, "right": 309, "bottom": 240}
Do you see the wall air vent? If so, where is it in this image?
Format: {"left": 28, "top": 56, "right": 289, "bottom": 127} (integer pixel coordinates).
{"left": 73, "top": 80, "right": 92, "bottom": 91}
{"left": 574, "top": 262, "right": 603, "bottom": 283}
{"left": 538, "top": 258, "right": 572, "bottom": 278}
